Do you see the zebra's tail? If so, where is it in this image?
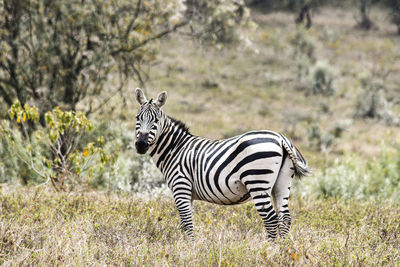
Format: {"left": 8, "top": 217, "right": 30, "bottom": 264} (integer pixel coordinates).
{"left": 280, "top": 135, "right": 311, "bottom": 178}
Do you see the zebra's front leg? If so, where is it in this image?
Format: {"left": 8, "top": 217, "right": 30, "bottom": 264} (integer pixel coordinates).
{"left": 172, "top": 180, "right": 194, "bottom": 240}
{"left": 174, "top": 197, "right": 194, "bottom": 240}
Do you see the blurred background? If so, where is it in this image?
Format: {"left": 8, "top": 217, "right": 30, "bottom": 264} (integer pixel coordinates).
{"left": 1, "top": 0, "right": 400, "bottom": 200}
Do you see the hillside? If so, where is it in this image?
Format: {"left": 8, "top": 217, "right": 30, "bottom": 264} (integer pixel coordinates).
{"left": 129, "top": 7, "right": 400, "bottom": 169}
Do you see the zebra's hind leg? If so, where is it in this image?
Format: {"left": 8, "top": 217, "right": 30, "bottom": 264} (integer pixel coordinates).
{"left": 243, "top": 174, "right": 279, "bottom": 240}
{"left": 272, "top": 155, "right": 295, "bottom": 238}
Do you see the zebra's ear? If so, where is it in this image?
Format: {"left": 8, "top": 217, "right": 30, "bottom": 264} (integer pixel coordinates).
{"left": 135, "top": 88, "right": 147, "bottom": 105}
{"left": 156, "top": 91, "right": 168, "bottom": 107}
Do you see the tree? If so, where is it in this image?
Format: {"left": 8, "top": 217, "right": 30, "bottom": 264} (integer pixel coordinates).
{"left": 295, "top": 1, "right": 312, "bottom": 29}
{"left": 0, "top": 0, "right": 249, "bottom": 123}
{"left": 356, "top": 0, "right": 374, "bottom": 30}
{"left": 384, "top": 0, "right": 400, "bottom": 34}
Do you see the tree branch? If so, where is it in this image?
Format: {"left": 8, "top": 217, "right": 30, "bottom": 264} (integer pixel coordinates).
{"left": 111, "top": 21, "right": 189, "bottom": 56}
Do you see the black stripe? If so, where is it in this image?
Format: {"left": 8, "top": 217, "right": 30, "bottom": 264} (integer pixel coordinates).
{"left": 244, "top": 180, "right": 270, "bottom": 185}
{"left": 252, "top": 194, "right": 270, "bottom": 200}
{"left": 240, "top": 169, "right": 274, "bottom": 180}
{"left": 248, "top": 187, "right": 271, "bottom": 193}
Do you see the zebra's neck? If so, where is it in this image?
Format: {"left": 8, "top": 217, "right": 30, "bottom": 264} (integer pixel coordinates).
{"left": 149, "top": 116, "right": 193, "bottom": 173}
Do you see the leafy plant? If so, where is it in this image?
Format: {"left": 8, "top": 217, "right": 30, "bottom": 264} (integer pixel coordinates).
{"left": 307, "top": 119, "right": 351, "bottom": 152}
{"left": 294, "top": 142, "right": 400, "bottom": 201}
{"left": 309, "top": 61, "right": 336, "bottom": 96}
{"left": 354, "top": 81, "right": 399, "bottom": 126}
{"left": 290, "top": 27, "right": 317, "bottom": 84}
{"left": 1, "top": 102, "right": 116, "bottom": 191}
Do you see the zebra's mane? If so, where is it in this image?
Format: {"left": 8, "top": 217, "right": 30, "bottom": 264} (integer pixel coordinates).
{"left": 168, "top": 116, "right": 190, "bottom": 134}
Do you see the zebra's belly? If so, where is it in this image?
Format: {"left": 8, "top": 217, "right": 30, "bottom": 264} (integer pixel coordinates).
{"left": 193, "top": 178, "right": 252, "bottom": 205}
{"left": 225, "top": 179, "right": 252, "bottom": 204}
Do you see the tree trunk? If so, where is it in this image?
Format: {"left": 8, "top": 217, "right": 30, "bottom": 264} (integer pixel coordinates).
{"left": 296, "top": 3, "right": 312, "bottom": 29}
{"left": 359, "top": 0, "right": 373, "bottom": 30}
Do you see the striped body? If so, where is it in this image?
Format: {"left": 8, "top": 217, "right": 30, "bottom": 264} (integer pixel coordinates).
{"left": 151, "top": 128, "right": 286, "bottom": 205}
{"left": 134, "top": 89, "right": 310, "bottom": 240}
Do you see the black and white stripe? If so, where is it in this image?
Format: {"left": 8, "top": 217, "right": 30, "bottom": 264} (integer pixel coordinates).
{"left": 134, "top": 88, "right": 310, "bottom": 240}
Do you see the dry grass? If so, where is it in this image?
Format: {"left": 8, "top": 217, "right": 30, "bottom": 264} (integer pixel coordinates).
{"left": 1, "top": 186, "right": 399, "bottom": 266}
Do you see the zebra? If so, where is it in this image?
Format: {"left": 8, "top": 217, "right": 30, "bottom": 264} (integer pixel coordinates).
{"left": 134, "top": 88, "right": 310, "bottom": 240}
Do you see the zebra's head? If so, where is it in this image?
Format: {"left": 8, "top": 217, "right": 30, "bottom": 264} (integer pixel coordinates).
{"left": 134, "top": 88, "right": 167, "bottom": 154}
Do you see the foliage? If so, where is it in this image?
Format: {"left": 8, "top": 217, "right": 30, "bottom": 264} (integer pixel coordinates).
{"left": 186, "top": 0, "right": 251, "bottom": 44}
{"left": 290, "top": 28, "right": 337, "bottom": 96}
{"left": 309, "top": 61, "right": 336, "bottom": 96}
{"left": 290, "top": 27, "right": 316, "bottom": 84}
{"left": 294, "top": 142, "right": 400, "bottom": 201}
{"left": 0, "top": 187, "right": 399, "bottom": 265}
{"left": 382, "top": 0, "right": 400, "bottom": 33}
{"left": 306, "top": 119, "right": 351, "bottom": 152}
{"left": 0, "top": 102, "right": 116, "bottom": 191}
{"left": 354, "top": 81, "right": 399, "bottom": 126}
{"left": 0, "top": 0, "right": 250, "bottom": 122}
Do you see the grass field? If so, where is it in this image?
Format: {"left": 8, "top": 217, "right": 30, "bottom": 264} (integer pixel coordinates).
{"left": 0, "top": 186, "right": 399, "bottom": 266}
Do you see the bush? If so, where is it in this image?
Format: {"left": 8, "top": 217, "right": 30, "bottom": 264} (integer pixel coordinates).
{"left": 383, "top": 0, "right": 400, "bottom": 34}
{"left": 294, "top": 142, "right": 400, "bottom": 201}
{"left": 354, "top": 81, "right": 399, "bottom": 126}
{"left": 0, "top": 122, "right": 41, "bottom": 184}
{"left": 76, "top": 117, "right": 165, "bottom": 193}
{"left": 290, "top": 28, "right": 338, "bottom": 97}
{"left": 309, "top": 61, "right": 336, "bottom": 96}
{"left": 0, "top": 102, "right": 116, "bottom": 191}
{"left": 306, "top": 119, "right": 350, "bottom": 152}
{"left": 290, "top": 27, "right": 316, "bottom": 83}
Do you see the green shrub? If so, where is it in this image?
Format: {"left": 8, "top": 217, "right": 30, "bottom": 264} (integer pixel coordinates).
{"left": 0, "top": 121, "right": 42, "bottom": 184}
{"left": 306, "top": 119, "right": 350, "bottom": 152}
{"left": 294, "top": 142, "right": 400, "bottom": 201}
{"left": 78, "top": 118, "right": 165, "bottom": 193}
{"left": 0, "top": 102, "right": 116, "bottom": 191}
{"left": 290, "top": 27, "right": 317, "bottom": 83}
{"left": 290, "top": 28, "right": 337, "bottom": 97}
{"left": 354, "top": 81, "right": 399, "bottom": 126}
{"left": 309, "top": 61, "right": 336, "bottom": 96}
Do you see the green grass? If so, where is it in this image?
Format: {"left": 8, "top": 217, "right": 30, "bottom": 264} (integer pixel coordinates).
{"left": 1, "top": 186, "right": 399, "bottom": 266}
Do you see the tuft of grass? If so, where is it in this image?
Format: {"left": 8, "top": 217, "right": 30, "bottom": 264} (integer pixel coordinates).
{"left": 1, "top": 186, "right": 399, "bottom": 266}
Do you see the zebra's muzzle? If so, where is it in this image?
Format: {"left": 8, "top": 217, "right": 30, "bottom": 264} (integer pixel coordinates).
{"left": 135, "top": 134, "right": 149, "bottom": 154}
